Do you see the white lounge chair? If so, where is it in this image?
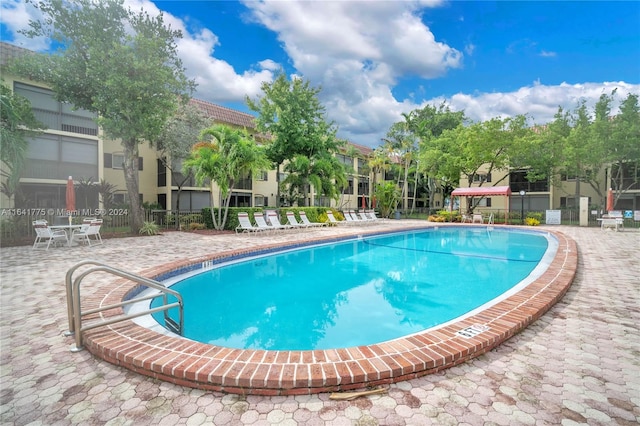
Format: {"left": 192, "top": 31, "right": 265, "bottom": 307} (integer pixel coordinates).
{"left": 358, "top": 211, "right": 374, "bottom": 222}
{"left": 299, "top": 211, "right": 327, "bottom": 227}
{"left": 254, "top": 215, "right": 276, "bottom": 232}
{"left": 472, "top": 214, "right": 483, "bottom": 224}
{"left": 267, "top": 212, "right": 295, "bottom": 231}
{"left": 235, "top": 212, "right": 261, "bottom": 234}
{"left": 367, "top": 210, "right": 383, "bottom": 221}
{"left": 326, "top": 211, "right": 345, "bottom": 225}
{"left": 343, "top": 210, "right": 359, "bottom": 225}
{"left": 33, "top": 221, "right": 68, "bottom": 250}
{"left": 286, "top": 211, "right": 310, "bottom": 228}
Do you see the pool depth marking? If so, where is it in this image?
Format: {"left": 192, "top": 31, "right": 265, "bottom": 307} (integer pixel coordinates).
{"left": 81, "top": 226, "right": 577, "bottom": 395}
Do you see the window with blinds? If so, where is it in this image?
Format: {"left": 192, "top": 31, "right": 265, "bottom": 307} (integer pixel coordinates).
{"left": 13, "top": 82, "right": 98, "bottom": 136}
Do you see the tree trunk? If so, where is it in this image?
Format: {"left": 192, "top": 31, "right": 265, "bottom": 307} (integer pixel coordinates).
{"left": 122, "top": 139, "right": 143, "bottom": 233}
{"left": 275, "top": 162, "right": 281, "bottom": 208}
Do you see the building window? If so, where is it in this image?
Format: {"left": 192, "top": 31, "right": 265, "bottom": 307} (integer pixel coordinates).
{"left": 473, "top": 173, "right": 491, "bottom": 183}
{"left": 14, "top": 82, "right": 98, "bottom": 136}
{"left": 510, "top": 170, "right": 549, "bottom": 192}
{"left": 112, "top": 153, "right": 125, "bottom": 169}
{"left": 254, "top": 195, "right": 267, "bottom": 207}
{"left": 257, "top": 171, "right": 268, "bottom": 181}
{"left": 476, "top": 198, "right": 492, "bottom": 207}
{"left": 337, "top": 154, "right": 352, "bottom": 168}
{"left": 342, "top": 177, "right": 354, "bottom": 195}
{"left": 113, "top": 192, "right": 129, "bottom": 205}
{"left": 157, "top": 159, "right": 166, "bottom": 187}
{"left": 104, "top": 153, "right": 143, "bottom": 170}
{"left": 24, "top": 133, "right": 98, "bottom": 180}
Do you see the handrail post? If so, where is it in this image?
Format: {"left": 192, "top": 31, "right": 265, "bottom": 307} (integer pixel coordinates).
{"left": 71, "top": 273, "right": 84, "bottom": 351}
{"left": 65, "top": 261, "right": 184, "bottom": 352}
{"left": 65, "top": 260, "right": 105, "bottom": 335}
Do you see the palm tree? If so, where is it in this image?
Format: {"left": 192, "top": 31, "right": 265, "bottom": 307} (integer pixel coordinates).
{"left": 183, "top": 124, "right": 271, "bottom": 230}
{"left": 282, "top": 151, "right": 347, "bottom": 207}
{"left": 367, "top": 147, "right": 392, "bottom": 209}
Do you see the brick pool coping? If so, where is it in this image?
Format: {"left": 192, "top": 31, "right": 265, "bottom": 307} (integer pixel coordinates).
{"left": 80, "top": 226, "right": 577, "bottom": 396}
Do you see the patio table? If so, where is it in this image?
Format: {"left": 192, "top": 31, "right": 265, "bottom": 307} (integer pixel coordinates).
{"left": 49, "top": 224, "right": 83, "bottom": 247}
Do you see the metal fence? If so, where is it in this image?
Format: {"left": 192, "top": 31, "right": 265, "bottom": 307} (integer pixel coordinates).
{"left": 0, "top": 209, "right": 208, "bottom": 244}
{"left": 2, "top": 207, "right": 636, "bottom": 246}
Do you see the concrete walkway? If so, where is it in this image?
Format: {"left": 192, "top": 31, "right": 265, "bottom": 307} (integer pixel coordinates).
{"left": 1, "top": 222, "right": 638, "bottom": 425}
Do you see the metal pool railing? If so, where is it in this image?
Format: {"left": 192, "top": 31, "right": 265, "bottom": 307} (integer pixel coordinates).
{"left": 65, "top": 260, "right": 183, "bottom": 352}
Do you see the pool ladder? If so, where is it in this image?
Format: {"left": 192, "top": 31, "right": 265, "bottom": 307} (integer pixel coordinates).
{"left": 65, "top": 260, "right": 184, "bottom": 352}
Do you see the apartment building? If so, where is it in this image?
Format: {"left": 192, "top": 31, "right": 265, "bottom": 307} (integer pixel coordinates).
{"left": 458, "top": 164, "right": 639, "bottom": 218}
{"left": 0, "top": 42, "right": 379, "bottom": 214}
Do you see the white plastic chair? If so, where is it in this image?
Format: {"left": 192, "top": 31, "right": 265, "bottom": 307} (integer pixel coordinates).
{"left": 33, "top": 221, "right": 68, "bottom": 250}
{"left": 71, "top": 219, "right": 103, "bottom": 246}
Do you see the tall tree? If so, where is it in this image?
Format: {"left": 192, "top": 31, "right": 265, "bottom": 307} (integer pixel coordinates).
{"left": 183, "top": 124, "right": 271, "bottom": 230}
{"left": 15, "top": 0, "right": 195, "bottom": 232}
{"left": 0, "top": 81, "right": 45, "bottom": 194}
{"left": 382, "top": 117, "right": 417, "bottom": 211}
{"left": 367, "top": 147, "right": 392, "bottom": 209}
{"left": 407, "top": 103, "right": 465, "bottom": 210}
{"left": 246, "top": 72, "right": 342, "bottom": 207}
{"left": 563, "top": 99, "right": 604, "bottom": 202}
{"left": 607, "top": 93, "right": 640, "bottom": 204}
{"left": 420, "top": 116, "right": 534, "bottom": 214}
{"left": 153, "top": 102, "right": 211, "bottom": 217}
{"left": 535, "top": 107, "right": 571, "bottom": 188}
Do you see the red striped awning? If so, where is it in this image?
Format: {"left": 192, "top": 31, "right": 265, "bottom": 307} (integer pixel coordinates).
{"left": 451, "top": 186, "right": 512, "bottom": 197}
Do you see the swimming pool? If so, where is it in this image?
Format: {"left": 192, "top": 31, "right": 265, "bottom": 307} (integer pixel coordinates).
{"left": 85, "top": 224, "right": 577, "bottom": 395}
{"left": 150, "top": 228, "right": 554, "bottom": 350}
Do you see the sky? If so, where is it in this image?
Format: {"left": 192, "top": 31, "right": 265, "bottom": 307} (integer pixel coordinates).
{"left": 2, "top": 0, "right": 639, "bottom": 148}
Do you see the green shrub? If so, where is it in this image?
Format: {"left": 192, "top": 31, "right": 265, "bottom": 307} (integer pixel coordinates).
{"left": 188, "top": 222, "right": 206, "bottom": 230}
{"left": 139, "top": 221, "right": 160, "bottom": 235}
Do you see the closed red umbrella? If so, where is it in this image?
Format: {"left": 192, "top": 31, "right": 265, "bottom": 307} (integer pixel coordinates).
{"left": 606, "top": 188, "right": 614, "bottom": 212}
{"left": 66, "top": 176, "right": 76, "bottom": 214}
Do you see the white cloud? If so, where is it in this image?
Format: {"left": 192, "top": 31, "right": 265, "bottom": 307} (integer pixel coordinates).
{"left": 242, "top": 0, "right": 463, "bottom": 146}
{"left": 0, "top": 0, "right": 48, "bottom": 50}
{"left": 432, "top": 81, "right": 640, "bottom": 125}
{"left": 2, "top": 0, "right": 638, "bottom": 150}
{"left": 124, "top": 0, "right": 275, "bottom": 101}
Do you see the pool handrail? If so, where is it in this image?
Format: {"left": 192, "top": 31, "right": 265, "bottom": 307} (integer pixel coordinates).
{"left": 65, "top": 260, "right": 183, "bottom": 352}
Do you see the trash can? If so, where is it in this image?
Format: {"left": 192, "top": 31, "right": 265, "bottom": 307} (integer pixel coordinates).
{"left": 394, "top": 211, "right": 401, "bottom": 220}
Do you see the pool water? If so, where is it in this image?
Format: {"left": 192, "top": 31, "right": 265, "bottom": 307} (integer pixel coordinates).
{"left": 151, "top": 227, "right": 552, "bottom": 351}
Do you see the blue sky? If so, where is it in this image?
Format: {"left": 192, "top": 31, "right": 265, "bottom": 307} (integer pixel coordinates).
{"left": 2, "top": 0, "right": 639, "bottom": 148}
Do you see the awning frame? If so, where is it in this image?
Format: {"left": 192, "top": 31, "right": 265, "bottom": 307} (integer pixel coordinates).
{"left": 450, "top": 185, "right": 512, "bottom": 224}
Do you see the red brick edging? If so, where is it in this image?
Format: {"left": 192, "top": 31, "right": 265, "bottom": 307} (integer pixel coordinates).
{"left": 81, "top": 227, "right": 577, "bottom": 395}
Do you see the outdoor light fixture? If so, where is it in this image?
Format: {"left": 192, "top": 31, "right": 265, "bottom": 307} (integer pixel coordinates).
{"left": 519, "top": 190, "right": 526, "bottom": 223}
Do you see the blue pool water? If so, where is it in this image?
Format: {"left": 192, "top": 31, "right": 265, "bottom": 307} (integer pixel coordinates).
{"left": 150, "top": 227, "right": 553, "bottom": 351}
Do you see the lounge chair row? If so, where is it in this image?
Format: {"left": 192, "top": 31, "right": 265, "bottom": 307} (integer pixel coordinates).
{"left": 326, "top": 210, "right": 383, "bottom": 225}
{"left": 236, "top": 211, "right": 327, "bottom": 234}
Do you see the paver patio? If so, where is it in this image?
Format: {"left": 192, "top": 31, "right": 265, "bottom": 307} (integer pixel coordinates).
{"left": 1, "top": 222, "right": 638, "bottom": 425}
